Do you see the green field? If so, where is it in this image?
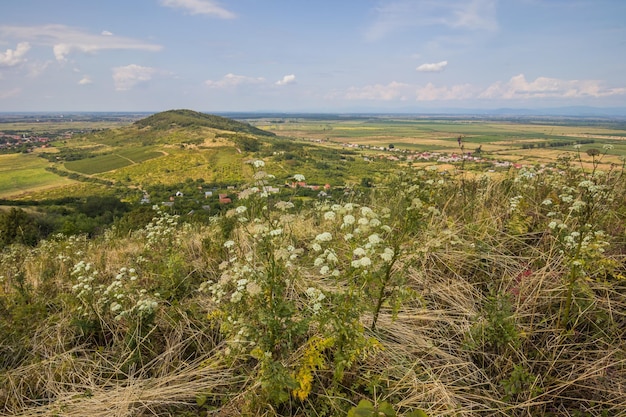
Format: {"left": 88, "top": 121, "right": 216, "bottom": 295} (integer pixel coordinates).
{"left": 65, "top": 147, "right": 163, "bottom": 174}
{"left": 0, "top": 153, "right": 73, "bottom": 198}
{"left": 262, "top": 118, "right": 626, "bottom": 165}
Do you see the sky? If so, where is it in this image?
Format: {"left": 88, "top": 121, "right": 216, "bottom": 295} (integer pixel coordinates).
{"left": 0, "top": 0, "right": 625, "bottom": 113}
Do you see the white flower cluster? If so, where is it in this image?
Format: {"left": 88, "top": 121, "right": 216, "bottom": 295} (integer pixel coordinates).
{"left": 305, "top": 287, "right": 326, "bottom": 313}
{"left": 312, "top": 202, "right": 395, "bottom": 276}
{"left": 143, "top": 207, "right": 180, "bottom": 247}
{"left": 509, "top": 195, "right": 523, "bottom": 213}
{"left": 70, "top": 261, "right": 160, "bottom": 322}
{"left": 71, "top": 261, "right": 99, "bottom": 299}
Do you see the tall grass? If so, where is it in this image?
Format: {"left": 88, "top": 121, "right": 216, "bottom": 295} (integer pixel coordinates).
{"left": 1, "top": 154, "right": 624, "bottom": 416}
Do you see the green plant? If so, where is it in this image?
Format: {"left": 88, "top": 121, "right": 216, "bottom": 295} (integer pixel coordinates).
{"left": 347, "top": 399, "right": 428, "bottom": 417}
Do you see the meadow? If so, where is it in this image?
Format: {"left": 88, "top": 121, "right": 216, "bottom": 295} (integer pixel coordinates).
{"left": 0, "top": 152, "right": 74, "bottom": 198}
{"left": 1, "top": 151, "right": 625, "bottom": 416}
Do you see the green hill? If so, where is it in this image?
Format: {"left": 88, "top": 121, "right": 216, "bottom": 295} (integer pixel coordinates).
{"left": 134, "top": 109, "right": 275, "bottom": 137}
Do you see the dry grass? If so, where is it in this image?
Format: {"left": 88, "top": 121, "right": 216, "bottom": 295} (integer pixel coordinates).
{"left": 2, "top": 167, "right": 625, "bottom": 416}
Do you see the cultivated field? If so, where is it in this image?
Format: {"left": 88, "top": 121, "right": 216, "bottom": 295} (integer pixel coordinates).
{"left": 259, "top": 117, "right": 626, "bottom": 166}
{"left": 0, "top": 153, "right": 74, "bottom": 198}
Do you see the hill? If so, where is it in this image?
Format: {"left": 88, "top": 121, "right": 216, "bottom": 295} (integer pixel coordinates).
{"left": 134, "top": 109, "right": 276, "bottom": 137}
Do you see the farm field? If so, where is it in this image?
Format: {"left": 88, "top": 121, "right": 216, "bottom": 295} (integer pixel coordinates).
{"left": 258, "top": 117, "right": 626, "bottom": 166}
{"left": 64, "top": 147, "right": 163, "bottom": 175}
{"left": 0, "top": 153, "right": 74, "bottom": 198}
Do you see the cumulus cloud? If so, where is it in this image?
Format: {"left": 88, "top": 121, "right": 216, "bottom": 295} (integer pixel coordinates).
{"left": 160, "top": 0, "right": 236, "bottom": 19}
{"left": 342, "top": 81, "right": 412, "bottom": 101}
{"left": 101, "top": 30, "right": 113, "bottom": 36}
{"left": 416, "top": 60, "right": 448, "bottom": 72}
{"left": 366, "top": 0, "right": 498, "bottom": 40}
{"left": 112, "top": 64, "right": 157, "bottom": 91}
{"left": 416, "top": 82, "right": 476, "bottom": 100}
{"left": 78, "top": 76, "right": 93, "bottom": 85}
{"left": 0, "top": 42, "right": 30, "bottom": 67}
{"left": 205, "top": 73, "right": 265, "bottom": 88}
{"left": 275, "top": 74, "right": 296, "bottom": 86}
{"left": 0, "top": 24, "right": 162, "bottom": 62}
{"left": 480, "top": 74, "right": 626, "bottom": 99}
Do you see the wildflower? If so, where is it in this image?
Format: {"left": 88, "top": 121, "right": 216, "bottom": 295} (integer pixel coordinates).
{"left": 603, "top": 144, "right": 614, "bottom": 150}
{"left": 369, "top": 218, "right": 381, "bottom": 227}
{"left": 235, "top": 206, "right": 247, "bottom": 215}
{"left": 315, "top": 232, "right": 333, "bottom": 242}
{"left": 246, "top": 281, "right": 261, "bottom": 295}
{"left": 293, "top": 174, "right": 306, "bottom": 182}
{"left": 541, "top": 199, "right": 553, "bottom": 206}
{"left": 368, "top": 233, "right": 382, "bottom": 245}
{"left": 573, "top": 144, "right": 582, "bottom": 149}
{"left": 252, "top": 159, "right": 265, "bottom": 168}
{"left": 548, "top": 221, "right": 558, "bottom": 230}
{"left": 323, "top": 211, "right": 336, "bottom": 221}
{"left": 351, "top": 257, "right": 372, "bottom": 268}
{"left": 353, "top": 247, "right": 366, "bottom": 257}
{"left": 326, "top": 250, "right": 338, "bottom": 264}
{"left": 275, "top": 201, "right": 294, "bottom": 211}
{"left": 320, "top": 265, "right": 330, "bottom": 275}
{"left": 343, "top": 214, "right": 356, "bottom": 226}
{"left": 380, "top": 247, "right": 394, "bottom": 262}
{"left": 269, "top": 228, "right": 283, "bottom": 236}
{"left": 231, "top": 291, "right": 243, "bottom": 303}
{"left": 311, "top": 243, "right": 322, "bottom": 252}
{"left": 361, "top": 206, "right": 375, "bottom": 218}
{"left": 224, "top": 240, "right": 235, "bottom": 249}
{"left": 358, "top": 217, "right": 369, "bottom": 226}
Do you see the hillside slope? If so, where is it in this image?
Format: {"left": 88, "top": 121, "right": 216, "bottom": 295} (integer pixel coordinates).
{"left": 134, "top": 109, "right": 276, "bottom": 137}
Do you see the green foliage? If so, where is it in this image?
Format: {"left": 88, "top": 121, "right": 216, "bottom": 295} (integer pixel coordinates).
{"left": 500, "top": 364, "right": 541, "bottom": 403}
{"left": 0, "top": 208, "right": 46, "bottom": 247}
{"left": 347, "top": 399, "right": 428, "bottom": 417}
{"left": 466, "top": 292, "right": 521, "bottom": 355}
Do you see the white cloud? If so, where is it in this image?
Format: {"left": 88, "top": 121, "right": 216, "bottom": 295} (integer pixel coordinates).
{"left": 416, "top": 60, "right": 448, "bottom": 72}
{"left": 343, "top": 81, "right": 412, "bottom": 101}
{"left": 416, "top": 82, "right": 476, "bottom": 100}
{"left": 78, "top": 76, "right": 93, "bottom": 85}
{"left": 0, "top": 42, "right": 30, "bottom": 67}
{"left": 0, "top": 25, "right": 162, "bottom": 62}
{"left": 275, "top": 74, "right": 296, "bottom": 86}
{"left": 101, "top": 30, "right": 113, "bottom": 36}
{"left": 112, "top": 64, "right": 157, "bottom": 91}
{"left": 367, "top": 0, "right": 498, "bottom": 40}
{"left": 205, "top": 73, "right": 265, "bottom": 88}
{"left": 160, "top": 0, "right": 236, "bottom": 19}
{"left": 480, "top": 74, "right": 626, "bottom": 99}
{"left": 332, "top": 73, "right": 626, "bottom": 104}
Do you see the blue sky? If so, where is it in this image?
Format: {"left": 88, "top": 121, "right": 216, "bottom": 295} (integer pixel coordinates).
{"left": 0, "top": 0, "right": 625, "bottom": 112}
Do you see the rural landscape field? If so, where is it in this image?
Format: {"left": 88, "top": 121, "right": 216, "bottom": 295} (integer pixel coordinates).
{"left": 1, "top": 109, "right": 625, "bottom": 416}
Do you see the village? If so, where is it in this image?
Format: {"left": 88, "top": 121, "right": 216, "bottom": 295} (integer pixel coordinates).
{"left": 0, "top": 131, "right": 52, "bottom": 152}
